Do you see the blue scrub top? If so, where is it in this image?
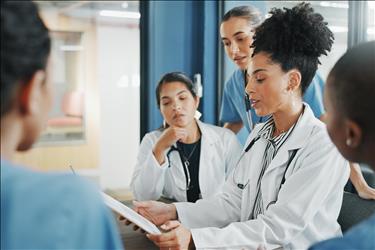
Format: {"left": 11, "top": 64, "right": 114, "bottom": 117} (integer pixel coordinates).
{"left": 1, "top": 159, "right": 124, "bottom": 249}
{"left": 220, "top": 69, "right": 325, "bottom": 144}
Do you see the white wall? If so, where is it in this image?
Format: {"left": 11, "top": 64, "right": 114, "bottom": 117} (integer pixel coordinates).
{"left": 97, "top": 21, "right": 140, "bottom": 190}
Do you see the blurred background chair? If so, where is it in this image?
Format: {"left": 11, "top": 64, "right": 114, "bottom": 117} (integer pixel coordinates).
{"left": 47, "top": 90, "right": 84, "bottom": 128}
{"left": 338, "top": 191, "right": 375, "bottom": 233}
{"left": 344, "top": 164, "right": 375, "bottom": 194}
{"left": 361, "top": 164, "right": 375, "bottom": 188}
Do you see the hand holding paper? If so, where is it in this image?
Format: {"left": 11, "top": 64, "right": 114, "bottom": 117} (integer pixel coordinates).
{"left": 101, "top": 193, "right": 161, "bottom": 234}
{"left": 133, "top": 200, "right": 178, "bottom": 226}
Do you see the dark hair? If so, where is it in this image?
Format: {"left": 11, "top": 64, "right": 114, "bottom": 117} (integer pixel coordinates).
{"left": 155, "top": 72, "right": 197, "bottom": 108}
{"left": 327, "top": 41, "right": 375, "bottom": 141}
{"left": 222, "top": 5, "right": 263, "bottom": 28}
{"left": 1, "top": 1, "right": 51, "bottom": 116}
{"left": 251, "top": 2, "right": 333, "bottom": 94}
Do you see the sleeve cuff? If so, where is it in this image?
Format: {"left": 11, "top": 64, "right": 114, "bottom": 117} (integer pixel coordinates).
{"left": 149, "top": 150, "right": 169, "bottom": 171}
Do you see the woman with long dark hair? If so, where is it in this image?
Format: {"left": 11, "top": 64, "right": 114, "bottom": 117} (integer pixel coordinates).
{"left": 131, "top": 72, "right": 241, "bottom": 203}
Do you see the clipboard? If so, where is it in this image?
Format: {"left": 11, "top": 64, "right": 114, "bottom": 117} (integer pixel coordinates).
{"left": 102, "top": 193, "right": 161, "bottom": 235}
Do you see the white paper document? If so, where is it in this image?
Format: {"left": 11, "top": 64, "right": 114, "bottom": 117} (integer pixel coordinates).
{"left": 102, "top": 193, "right": 161, "bottom": 234}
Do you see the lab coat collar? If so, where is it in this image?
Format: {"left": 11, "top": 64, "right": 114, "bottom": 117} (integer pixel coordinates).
{"left": 263, "top": 103, "right": 322, "bottom": 173}
{"left": 196, "top": 119, "right": 220, "bottom": 146}
{"left": 278, "top": 103, "right": 319, "bottom": 151}
{"left": 193, "top": 120, "right": 223, "bottom": 199}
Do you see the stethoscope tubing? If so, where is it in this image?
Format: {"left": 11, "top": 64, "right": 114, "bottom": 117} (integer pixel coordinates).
{"left": 167, "top": 145, "right": 192, "bottom": 190}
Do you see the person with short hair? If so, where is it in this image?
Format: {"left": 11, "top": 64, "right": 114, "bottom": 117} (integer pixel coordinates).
{"left": 309, "top": 41, "right": 375, "bottom": 250}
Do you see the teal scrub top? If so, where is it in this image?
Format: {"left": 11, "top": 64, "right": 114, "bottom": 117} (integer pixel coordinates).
{"left": 1, "top": 159, "right": 124, "bottom": 249}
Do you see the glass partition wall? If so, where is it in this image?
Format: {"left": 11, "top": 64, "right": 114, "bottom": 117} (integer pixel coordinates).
{"left": 39, "top": 30, "right": 86, "bottom": 144}
{"left": 14, "top": 1, "right": 140, "bottom": 193}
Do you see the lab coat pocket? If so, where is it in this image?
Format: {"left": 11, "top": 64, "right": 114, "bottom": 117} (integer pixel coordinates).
{"left": 162, "top": 160, "right": 187, "bottom": 200}
{"left": 167, "top": 163, "right": 188, "bottom": 190}
{"left": 240, "top": 181, "right": 254, "bottom": 221}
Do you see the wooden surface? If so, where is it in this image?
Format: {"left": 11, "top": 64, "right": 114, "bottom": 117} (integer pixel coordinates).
{"left": 116, "top": 219, "right": 158, "bottom": 250}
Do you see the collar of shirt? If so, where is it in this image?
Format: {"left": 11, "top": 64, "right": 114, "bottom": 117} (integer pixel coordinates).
{"left": 257, "top": 113, "right": 302, "bottom": 154}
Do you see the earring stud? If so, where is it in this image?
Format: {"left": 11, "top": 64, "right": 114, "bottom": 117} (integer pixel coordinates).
{"left": 346, "top": 138, "right": 352, "bottom": 146}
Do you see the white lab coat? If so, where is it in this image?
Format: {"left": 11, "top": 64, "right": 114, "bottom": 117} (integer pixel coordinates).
{"left": 175, "top": 104, "right": 350, "bottom": 250}
{"left": 131, "top": 120, "right": 242, "bottom": 201}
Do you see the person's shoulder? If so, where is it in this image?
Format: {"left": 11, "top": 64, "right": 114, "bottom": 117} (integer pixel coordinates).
{"left": 307, "top": 115, "right": 328, "bottom": 142}
{"left": 51, "top": 173, "right": 108, "bottom": 219}
{"left": 232, "top": 68, "right": 244, "bottom": 78}
{"left": 299, "top": 104, "right": 339, "bottom": 154}
{"left": 301, "top": 103, "right": 326, "bottom": 133}
{"left": 310, "top": 216, "right": 375, "bottom": 250}
{"left": 142, "top": 129, "right": 163, "bottom": 143}
{"left": 33, "top": 169, "right": 103, "bottom": 211}
{"left": 46, "top": 175, "right": 122, "bottom": 248}
{"left": 230, "top": 68, "right": 244, "bottom": 81}
{"left": 3, "top": 162, "right": 103, "bottom": 216}
{"left": 199, "top": 122, "right": 237, "bottom": 140}
{"left": 225, "top": 69, "right": 244, "bottom": 87}
{"left": 343, "top": 214, "right": 375, "bottom": 246}
{"left": 1, "top": 162, "right": 115, "bottom": 247}
{"left": 312, "top": 73, "right": 324, "bottom": 87}
{"left": 39, "top": 173, "right": 115, "bottom": 237}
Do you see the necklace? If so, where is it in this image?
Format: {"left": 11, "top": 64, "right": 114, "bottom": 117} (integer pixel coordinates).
{"left": 178, "top": 141, "right": 199, "bottom": 167}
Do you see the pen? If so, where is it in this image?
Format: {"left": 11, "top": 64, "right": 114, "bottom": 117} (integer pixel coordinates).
{"left": 245, "top": 93, "right": 254, "bottom": 129}
{"left": 69, "top": 165, "right": 76, "bottom": 175}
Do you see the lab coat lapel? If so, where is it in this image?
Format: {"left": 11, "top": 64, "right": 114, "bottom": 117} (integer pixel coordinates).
{"left": 196, "top": 120, "right": 218, "bottom": 197}
{"left": 263, "top": 105, "right": 316, "bottom": 175}
{"left": 168, "top": 143, "right": 188, "bottom": 196}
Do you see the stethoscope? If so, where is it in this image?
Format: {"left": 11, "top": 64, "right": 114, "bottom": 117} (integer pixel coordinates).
{"left": 233, "top": 134, "right": 298, "bottom": 212}
{"left": 232, "top": 122, "right": 299, "bottom": 209}
{"left": 166, "top": 145, "right": 191, "bottom": 191}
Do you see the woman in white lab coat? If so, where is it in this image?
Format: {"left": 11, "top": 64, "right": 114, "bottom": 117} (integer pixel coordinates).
{"left": 130, "top": 72, "right": 241, "bottom": 202}
{"left": 132, "top": 3, "right": 350, "bottom": 249}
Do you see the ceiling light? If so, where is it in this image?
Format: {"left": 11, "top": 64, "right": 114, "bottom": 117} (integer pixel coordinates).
{"left": 60, "top": 45, "right": 83, "bottom": 51}
{"left": 122, "top": 2, "right": 129, "bottom": 9}
{"left": 99, "top": 10, "right": 140, "bottom": 19}
{"left": 319, "top": 1, "right": 348, "bottom": 9}
{"left": 329, "top": 25, "right": 348, "bottom": 33}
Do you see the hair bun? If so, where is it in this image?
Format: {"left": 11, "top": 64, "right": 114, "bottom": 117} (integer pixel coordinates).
{"left": 254, "top": 2, "right": 334, "bottom": 58}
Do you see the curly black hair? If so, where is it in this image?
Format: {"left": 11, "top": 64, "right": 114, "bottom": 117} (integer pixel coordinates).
{"left": 251, "top": 2, "right": 334, "bottom": 94}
